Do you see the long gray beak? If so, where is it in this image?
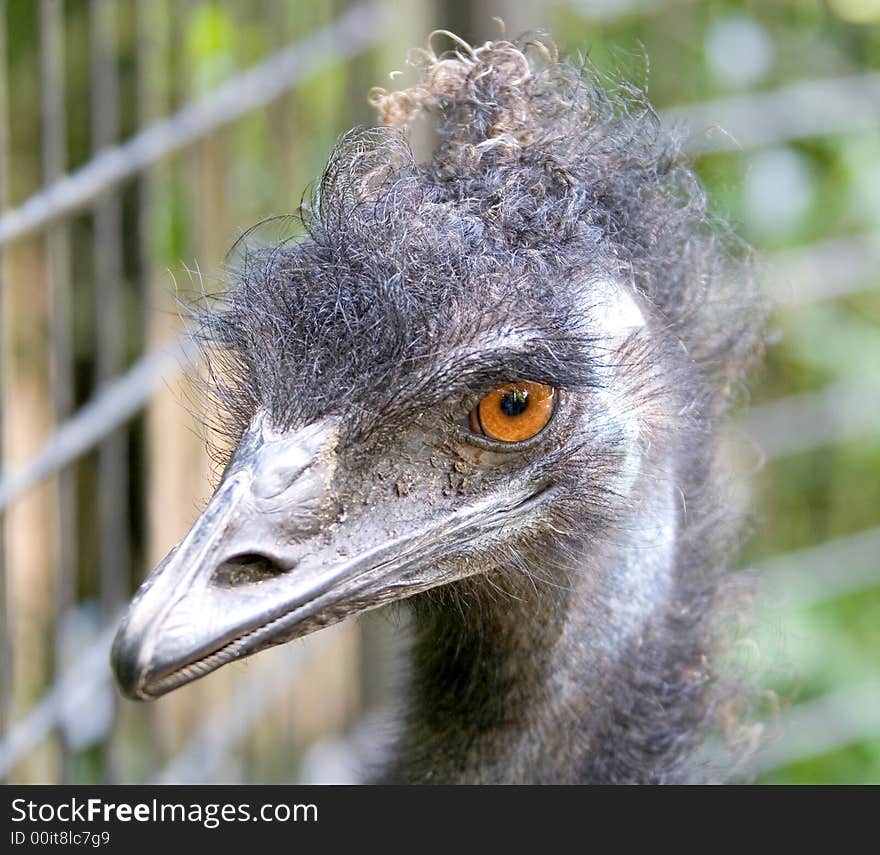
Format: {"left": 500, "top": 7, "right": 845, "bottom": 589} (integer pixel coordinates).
{"left": 112, "top": 414, "right": 356, "bottom": 699}
{"left": 112, "top": 410, "right": 555, "bottom": 700}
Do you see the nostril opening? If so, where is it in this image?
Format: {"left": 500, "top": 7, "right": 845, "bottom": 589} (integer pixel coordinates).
{"left": 211, "top": 553, "right": 290, "bottom": 588}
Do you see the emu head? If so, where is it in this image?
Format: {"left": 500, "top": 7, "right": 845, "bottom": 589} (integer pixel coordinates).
{"left": 113, "top": 36, "right": 754, "bottom": 700}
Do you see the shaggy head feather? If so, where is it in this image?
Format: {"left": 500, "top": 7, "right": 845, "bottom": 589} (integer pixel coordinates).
{"left": 203, "top": 34, "right": 758, "bottom": 443}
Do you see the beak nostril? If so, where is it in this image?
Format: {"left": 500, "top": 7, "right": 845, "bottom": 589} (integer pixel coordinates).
{"left": 211, "top": 553, "right": 291, "bottom": 588}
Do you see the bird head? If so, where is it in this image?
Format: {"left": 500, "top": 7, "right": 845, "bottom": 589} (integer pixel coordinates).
{"left": 113, "top": 35, "right": 747, "bottom": 700}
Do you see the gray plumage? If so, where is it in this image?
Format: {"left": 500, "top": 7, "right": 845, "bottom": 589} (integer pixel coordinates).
{"left": 113, "top": 33, "right": 762, "bottom": 784}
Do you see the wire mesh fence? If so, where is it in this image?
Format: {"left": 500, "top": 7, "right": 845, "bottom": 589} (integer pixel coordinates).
{"left": 0, "top": 0, "right": 878, "bottom": 784}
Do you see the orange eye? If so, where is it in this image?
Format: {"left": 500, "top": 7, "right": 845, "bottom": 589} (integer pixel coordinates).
{"left": 468, "top": 382, "right": 556, "bottom": 443}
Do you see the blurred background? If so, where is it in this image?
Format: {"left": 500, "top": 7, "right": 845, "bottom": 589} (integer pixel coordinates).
{"left": 0, "top": 0, "right": 878, "bottom": 785}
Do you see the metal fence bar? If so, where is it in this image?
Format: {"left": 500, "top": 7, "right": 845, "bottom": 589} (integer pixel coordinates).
{"left": 0, "top": 621, "right": 118, "bottom": 779}
{"left": 91, "top": 0, "right": 129, "bottom": 626}
{"left": 40, "top": 0, "right": 76, "bottom": 782}
{"left": 751, "top": 679, "right": 880, "bottom": 775}
{"left": 739, "top": 380, "right": 880, "bottom": 461}
{"left": 89, "top": 0, "right": 127, "bottom": 783}
{"left": 0, "top": 0, "right": 10, "bottom": 743}
{"left": 0, "top": 332, "right": 200, "bottom": 513}
{"left": 0, "top": 0, "right": 385, "bottom": 249}
{"left": 135, "top": 0, "right": 172, "bottom": 783}
{"left": 767, "top": 234, "right": 880, "bottom": 307}
{"left": 666, "top": 72, "right": 880, "bottom": 155}
{"left": 758, "top": 526, "right": 880, "bottom": 612}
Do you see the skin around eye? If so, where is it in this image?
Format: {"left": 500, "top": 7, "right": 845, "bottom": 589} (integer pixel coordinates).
{"left": 468, "top": 382, "right": 555, "bottom": 442}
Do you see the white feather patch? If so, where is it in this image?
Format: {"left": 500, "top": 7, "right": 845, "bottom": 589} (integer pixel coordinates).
{"left": 589, "top": 277, "right": 646, "bottom": 340}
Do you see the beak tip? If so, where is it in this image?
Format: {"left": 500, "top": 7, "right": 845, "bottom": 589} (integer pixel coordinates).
{"left": 110, "top": 620, "right": 151, "bottom": 701}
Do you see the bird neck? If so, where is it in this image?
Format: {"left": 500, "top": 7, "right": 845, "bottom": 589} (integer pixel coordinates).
{"left": 385, "top": 477, "right": 715, "bottom": 783}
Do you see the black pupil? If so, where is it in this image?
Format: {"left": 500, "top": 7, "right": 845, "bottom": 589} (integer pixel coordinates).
{"left": 500, "top": 389, "right": 529, "bottom": 417}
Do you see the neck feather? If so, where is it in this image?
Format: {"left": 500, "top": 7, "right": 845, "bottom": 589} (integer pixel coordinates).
{"left": 381, "top": 475, "right": 719, "bottom": 784}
